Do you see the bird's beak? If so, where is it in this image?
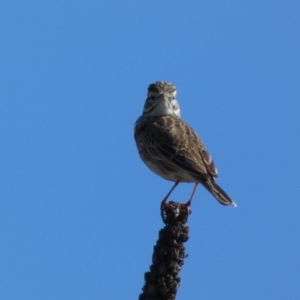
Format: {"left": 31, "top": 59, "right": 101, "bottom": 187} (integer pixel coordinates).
{"left": 159, "top": 93, "right": 166, "bottom": 101}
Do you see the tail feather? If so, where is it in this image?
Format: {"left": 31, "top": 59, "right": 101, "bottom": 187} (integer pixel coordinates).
{"left": 203, "top": 180, "right": 237, "bottom": 207}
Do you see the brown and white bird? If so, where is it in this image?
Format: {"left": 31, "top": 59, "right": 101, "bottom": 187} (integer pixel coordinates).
{"left": 134, "top": 81, "right": 236, "bottom": 213}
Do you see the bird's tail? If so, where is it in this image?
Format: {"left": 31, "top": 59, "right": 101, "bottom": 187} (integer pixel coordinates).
{"left": 203, "top": 180, "right": 237, "bottom": 207}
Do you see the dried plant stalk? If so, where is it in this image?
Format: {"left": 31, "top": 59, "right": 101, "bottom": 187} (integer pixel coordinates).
{"left": 139, "top": 201, "right": 191, "bottom": 300}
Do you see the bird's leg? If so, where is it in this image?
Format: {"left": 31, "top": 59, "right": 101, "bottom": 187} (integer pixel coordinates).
{"left": 160, "top": 180, "right": 180, "bottom": 220}
{"left": 185, "top": 183, "right": 199, "bottom": 207}
{"left": 161, "top": 180, "right": 180, "bottom": 205}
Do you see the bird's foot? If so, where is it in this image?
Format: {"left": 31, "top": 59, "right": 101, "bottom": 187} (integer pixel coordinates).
{"left": 160, "top": 200, "right": 192, "bottom": 224}
{"left": 160, "top": 200, "right": 171, "bottom": 224}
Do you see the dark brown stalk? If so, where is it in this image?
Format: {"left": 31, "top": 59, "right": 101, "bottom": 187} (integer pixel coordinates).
{"left": 139, "top": 202, "right": 191, "bottom": 300}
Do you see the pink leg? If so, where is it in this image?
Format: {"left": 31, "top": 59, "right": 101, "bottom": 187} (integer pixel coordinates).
{"left": 160, "top": 181, "right": 180, "bottom": 219}
{"left": 161, "top": 180, "right": 180, "bottom": 205}
{"left": 186, "top": 183, "right": 199, "bottom": 206}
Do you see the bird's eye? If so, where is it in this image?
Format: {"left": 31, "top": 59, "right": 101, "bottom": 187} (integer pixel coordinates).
{"left": 150, "top": 95, "right": 155, "bottom": 100}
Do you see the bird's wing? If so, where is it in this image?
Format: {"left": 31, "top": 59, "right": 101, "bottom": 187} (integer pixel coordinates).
{"left": 138, "top": 115, "right": 218, "bottom": 181}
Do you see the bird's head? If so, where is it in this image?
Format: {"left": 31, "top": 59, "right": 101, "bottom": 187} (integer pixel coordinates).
{"left": 142, "top": 81, "right": 181, "bottom": 117}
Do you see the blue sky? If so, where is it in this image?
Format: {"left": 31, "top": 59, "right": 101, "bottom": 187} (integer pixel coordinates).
{"left": 1, "top": 1, "right": 300, "bottom": 299}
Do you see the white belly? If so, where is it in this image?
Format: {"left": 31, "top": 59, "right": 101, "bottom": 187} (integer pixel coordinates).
{"left": 142, "top": 157, "right": 195, "bottom": 183}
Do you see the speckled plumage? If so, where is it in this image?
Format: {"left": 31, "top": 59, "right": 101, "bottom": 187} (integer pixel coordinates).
{"left": 134, "top": 81, "right": 236, "bottom": 207}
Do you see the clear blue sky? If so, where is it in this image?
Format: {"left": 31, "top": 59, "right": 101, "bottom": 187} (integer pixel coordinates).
{"left": 1, "top": 2, "right": 300, "bottom": 299}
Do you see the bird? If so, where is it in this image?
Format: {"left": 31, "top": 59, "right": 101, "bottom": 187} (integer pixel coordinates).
{"left": 134, "top": 81, "right": 236, "bottom": 216}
